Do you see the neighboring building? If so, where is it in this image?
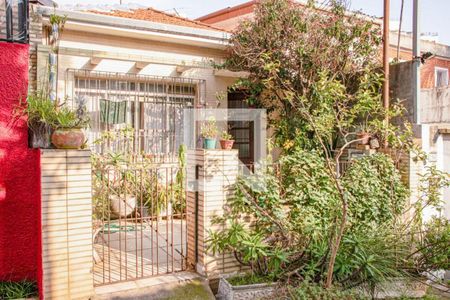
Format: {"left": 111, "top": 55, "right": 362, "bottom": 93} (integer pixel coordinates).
{"left": 198, "top": 1, "right": 450, "bottom": 90}
{"left": 389, "top": 31, "right": 450, "bottom": 89}
{"left": 196, "top": 0, "right": 256, "bottom": 32}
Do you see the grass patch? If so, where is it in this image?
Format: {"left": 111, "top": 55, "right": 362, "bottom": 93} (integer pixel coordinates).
{"left": 0, "top": 281, "right": 38, "bottom": 299}
{"left": 227, "top": 274, "right": 274, "bottom": 286}
{"left": 166, "top": 280, "right": 214, "bottom": 300}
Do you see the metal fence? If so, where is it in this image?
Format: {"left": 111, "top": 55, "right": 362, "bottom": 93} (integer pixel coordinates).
{"left": 0, "top": 0, "right": 28, "bottom": 43}
{"left": 92, "top": 160, "right": 187, "bottom": 286}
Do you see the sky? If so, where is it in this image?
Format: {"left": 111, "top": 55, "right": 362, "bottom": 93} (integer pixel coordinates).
{"left": 55, "top": 0, "right": 450, "bottom": 46}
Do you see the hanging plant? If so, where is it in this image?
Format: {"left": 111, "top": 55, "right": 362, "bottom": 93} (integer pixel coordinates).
{"left": 48, "top": 10, "right": 67, "bottom": 102}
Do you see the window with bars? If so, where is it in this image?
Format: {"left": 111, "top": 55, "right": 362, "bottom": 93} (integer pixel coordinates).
{"left": 435, "top": 67, "right": 449, "bottom": 87}
{"left": 66, "top": 69, "right": 205, "bottom": 157}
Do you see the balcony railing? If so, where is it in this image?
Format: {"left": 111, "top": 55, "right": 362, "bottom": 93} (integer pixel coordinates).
{"left": 0, "top": 0, "right": 29, "bottom": 43}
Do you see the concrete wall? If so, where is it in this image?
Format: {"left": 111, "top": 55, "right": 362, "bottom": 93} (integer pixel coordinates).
{"left": 421, "top": 88, "right": 450, "bottom": 123}
{"left": 390, "top": 61, "right": 450, "bottom": 220}
{"left": 390, "top": 61, "right": 450, "bottom": 125}
{"left": 390, "top": 61, "right": 415, "bottom": 123}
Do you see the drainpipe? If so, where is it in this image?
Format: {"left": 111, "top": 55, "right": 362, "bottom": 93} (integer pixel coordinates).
{"left": 49, "top": 22, "right": 59, "bottom": 102}
{"left": 412, "top": 0, "right": 421, "bottom": 125}
{"left": 383, "top": 0, "right": 390, "bottom": 121}
{"left": 195, "top": 164, "right": 200, "bottom": 264}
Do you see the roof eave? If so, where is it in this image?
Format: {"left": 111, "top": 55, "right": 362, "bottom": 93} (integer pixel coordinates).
{"left": 35, "top": 5, "right": 231, "bottom": 49}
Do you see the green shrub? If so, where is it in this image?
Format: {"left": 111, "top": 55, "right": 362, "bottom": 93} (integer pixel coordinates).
{"left": 208, "top": 150, "right": 410, "bottom": 289}
{"left": 414, "top": 217, "right": 450, "bottom": 272}
{"left": 16, "top": 91, "right": 57, "bottom": 131}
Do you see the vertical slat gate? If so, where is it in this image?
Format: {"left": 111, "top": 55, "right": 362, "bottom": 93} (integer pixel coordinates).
{"left": 77, "top": 71, "right": 195, "bottom": 286}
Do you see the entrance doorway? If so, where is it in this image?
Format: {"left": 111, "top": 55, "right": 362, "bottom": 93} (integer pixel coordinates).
{"left": 227, "top": 91, "right": 254, "bottom": 167}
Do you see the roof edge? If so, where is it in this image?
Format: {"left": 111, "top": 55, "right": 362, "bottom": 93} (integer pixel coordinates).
{"left": 91, "top": 6, "right": 228, "bottom": 32}
{"left": 197, "top": 0, "right": 381, "bottom": 26}
{"left": 196, "top": 0, "right": 257, "bottom": 22}
{"left": 35, "top": 5, "right": 231, "bottom": 42}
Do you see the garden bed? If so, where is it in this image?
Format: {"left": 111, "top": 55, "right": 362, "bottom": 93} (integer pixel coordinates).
{"left": 368, "top": 279, "right": 427, "bottom": 299}
{"left": 216, "top": 275, "right": 277, "bottom": 300}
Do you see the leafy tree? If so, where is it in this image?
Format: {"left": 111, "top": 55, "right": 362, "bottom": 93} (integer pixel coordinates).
{"left": 220, "top": 0, "right": 419, "bottom": 287}
{"left": 211, "top": 0, "right": 450, "bottom": 291}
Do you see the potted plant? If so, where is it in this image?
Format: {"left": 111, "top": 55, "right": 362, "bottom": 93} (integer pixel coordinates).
{"left": 15, "top": 91, "right": 57, "bottom": 149}
{"left": 200, "top": 117, "right": 218, "bottom": 149}
{"left": 51, "top": 103, "right": 89, "bottom": 149}
{"left": 356, "top": 125, "right": 371, "bottom": 145}
{"left": 220, "top": 130, "right": 235, "bottom": 150}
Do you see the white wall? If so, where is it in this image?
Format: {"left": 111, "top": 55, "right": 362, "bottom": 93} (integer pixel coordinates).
{"left": 441, "top": 135, "right": 450, "bottom": 219}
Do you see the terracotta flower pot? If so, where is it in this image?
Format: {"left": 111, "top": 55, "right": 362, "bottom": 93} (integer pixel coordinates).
{"left": 357, "top": 132, "right": 371, "bottom": 145}
{"left": 220, "top": 139, "right": 235, "bottom": 150}
{"left": 51, "top": 127, "right": 85, "bottom": 149}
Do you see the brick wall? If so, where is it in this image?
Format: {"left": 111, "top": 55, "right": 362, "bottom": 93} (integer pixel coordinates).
{"left": 420, "top": 57, "right": 450, "bottom": 89}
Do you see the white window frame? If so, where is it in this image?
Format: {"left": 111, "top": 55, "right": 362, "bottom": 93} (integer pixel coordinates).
{"left": 434, "top": 67, "right": 449, "bottom": 87}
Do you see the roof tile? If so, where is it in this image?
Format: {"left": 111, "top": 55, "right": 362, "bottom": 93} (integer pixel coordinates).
{"left": 90, "top": 8, "right": 227, "bottom": 32}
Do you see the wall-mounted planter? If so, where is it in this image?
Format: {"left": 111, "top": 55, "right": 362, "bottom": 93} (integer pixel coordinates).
{"left": 216, "top": 277, "right": 276, "bottom": 300}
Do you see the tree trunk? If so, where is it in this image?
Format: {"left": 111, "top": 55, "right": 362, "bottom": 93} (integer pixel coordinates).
{"left": 325, "top": 198, "right": 348, "bottom": 288}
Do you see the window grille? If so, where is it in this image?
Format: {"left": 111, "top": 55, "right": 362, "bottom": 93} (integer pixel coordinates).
{"left": 65, "top": 69, "right": 206, "bottom": 159}
{"left": 435, "top": 67, "right": 449, "bottom": 87}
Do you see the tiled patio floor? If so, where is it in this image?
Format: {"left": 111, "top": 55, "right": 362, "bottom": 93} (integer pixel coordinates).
{"left": 93, "top": 219, "right": 186, "bottom": 286}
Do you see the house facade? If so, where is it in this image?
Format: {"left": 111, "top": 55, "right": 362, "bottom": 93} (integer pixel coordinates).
{"left": 1, "top": 2, "right": 250, "bottom": 296}
{"left": 29, "top": 5, "right": 242, "bottom": 156}
{"left": 1, "top": 1, "right": 449, "bottom": 297}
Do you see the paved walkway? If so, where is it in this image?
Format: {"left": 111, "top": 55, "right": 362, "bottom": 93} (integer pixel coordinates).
{"left": 94, "top": 273, "right": 215, "bottom": 300}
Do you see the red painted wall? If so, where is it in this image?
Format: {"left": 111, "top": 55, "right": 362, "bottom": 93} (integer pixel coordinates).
{"left": 0, "top": 43, "right": 41, "bottom": 286}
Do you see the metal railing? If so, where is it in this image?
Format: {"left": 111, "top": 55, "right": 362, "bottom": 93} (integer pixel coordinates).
{"left": 0, "top": 0, "right": 28, "bottom": 43}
